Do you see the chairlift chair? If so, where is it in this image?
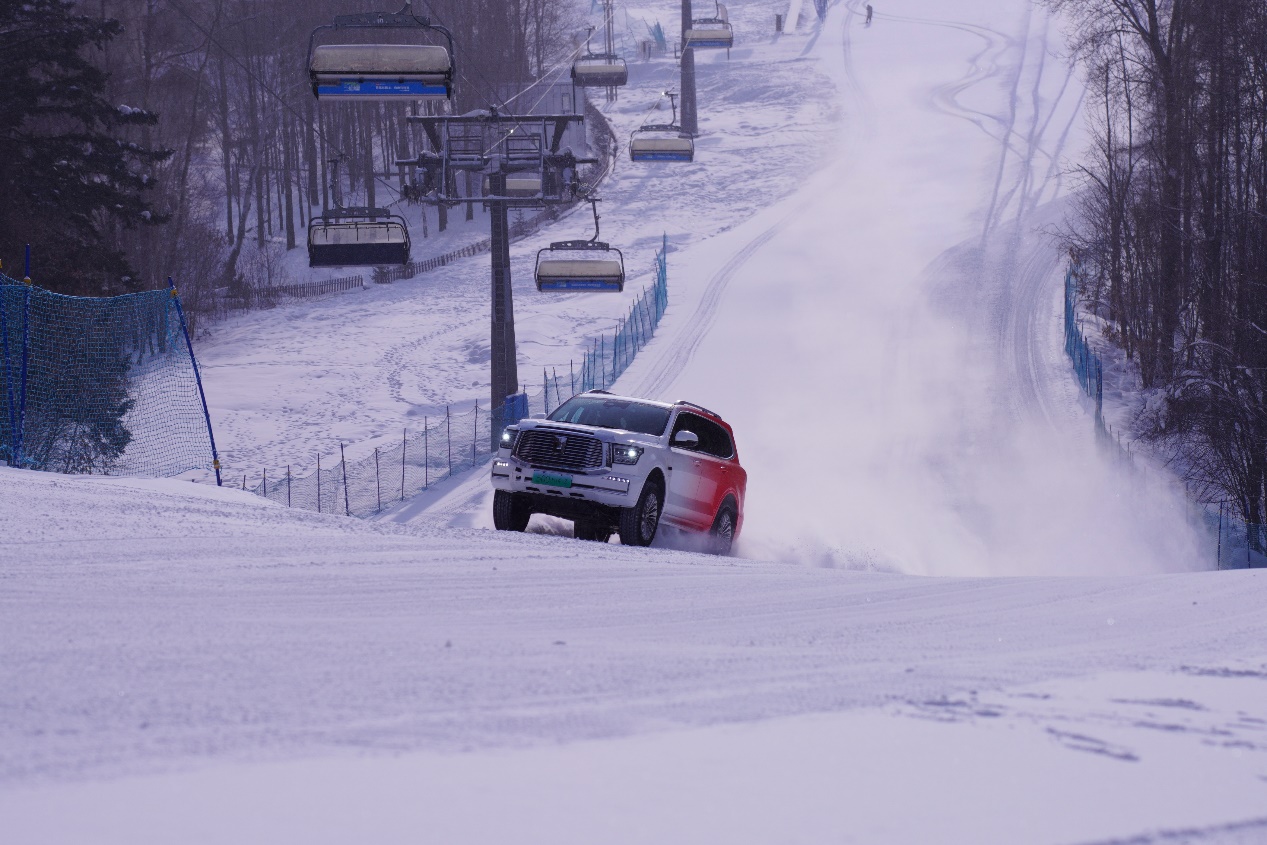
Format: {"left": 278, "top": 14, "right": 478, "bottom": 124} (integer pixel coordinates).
{"left": 684, "top": 1, "right": 734, "bottom": 50}
{"left": 308, "top": 208, "right": 411, "bottom": 267}
{"left": 628, "top": 93, "right": 694, "bottom": 162}
{"left": 535, "top": 200, "right": 625, "bottom": 292}
{"left": 572, "top": 54, "right": 628, "bottom": 88}
{"left": 308, "top": 2, "right": 455, "bottom": 101}
{"left": 628, "top": 126, "right": 694, "bottom": 162}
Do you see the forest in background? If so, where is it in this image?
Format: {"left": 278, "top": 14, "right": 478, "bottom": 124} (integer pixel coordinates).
{"left": 0, "top": 0, "right": 582, "bottom": 305}
{"left": 1053, "top": 0, "right": 1267, "bottom": 525}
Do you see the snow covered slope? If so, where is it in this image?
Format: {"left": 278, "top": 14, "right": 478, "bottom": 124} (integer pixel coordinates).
{"left": 2, "top": 466, "right": 1266, "bottom": 843}
{"left": 3, "top": 1, "right": 1264, "bottom": 843}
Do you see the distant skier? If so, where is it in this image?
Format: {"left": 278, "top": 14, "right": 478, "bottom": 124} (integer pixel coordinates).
{"left": 865, "top": 4, "right": 873, "bottom": 26}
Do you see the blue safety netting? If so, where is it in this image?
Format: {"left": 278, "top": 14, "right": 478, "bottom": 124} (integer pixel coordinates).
{"left": 1064, "top": 265, "right": 1109, "bottom": 443}
{"left": 0, "top": 277, "right": 216, "bottom": 477}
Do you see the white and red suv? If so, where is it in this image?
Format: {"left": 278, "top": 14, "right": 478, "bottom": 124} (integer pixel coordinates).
{"left": 490, "top": 391, "right": 746, "bottom": 553}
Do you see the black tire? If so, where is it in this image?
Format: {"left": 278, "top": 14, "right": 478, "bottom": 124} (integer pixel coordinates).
{"left": 619, "top": 480, "right": 662, "bottom": 547}
{"left": 709, "top": 503, "right": 737, "bottom": 556}
{"left": 574, "top": 520, "right": 613, "bottom": 543}
{"left": 492, "top": 490, "right": 531, "bottom": 532}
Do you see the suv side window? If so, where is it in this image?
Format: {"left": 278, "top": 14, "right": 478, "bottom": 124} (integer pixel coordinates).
{"left": 697, "top": 417, "right": 734, "bottom": 459}
{"left": 671, "top": 412, "right": 734, "bottom": 459}
{"left": 670, "top": 412, "right": 705, "bottom": 451}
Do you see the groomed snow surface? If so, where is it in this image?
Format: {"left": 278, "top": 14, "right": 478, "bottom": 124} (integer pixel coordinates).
{"left": 2, "top": 1, "right": 1266, "bottom": 843}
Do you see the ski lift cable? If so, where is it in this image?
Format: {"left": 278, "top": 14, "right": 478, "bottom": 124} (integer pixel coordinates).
{"left": 485, "top": 0, "right": 632, "bottom": 155}
{"left": 407, "top": 0, "right": 539, "bottom": 117}
{"left": 474, "top": 39, "right": 598, "bottom": 162}
{"left": 480, "top": 8, "right": 620, "bottom": 156}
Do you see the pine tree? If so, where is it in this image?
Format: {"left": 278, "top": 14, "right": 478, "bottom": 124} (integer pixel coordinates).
{"left": 0, "top": 0, "right": 170, "bottom": 294}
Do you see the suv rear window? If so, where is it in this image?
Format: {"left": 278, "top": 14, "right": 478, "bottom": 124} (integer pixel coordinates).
{"left": 549, "top": 396, "right": 671, "bottom": 436}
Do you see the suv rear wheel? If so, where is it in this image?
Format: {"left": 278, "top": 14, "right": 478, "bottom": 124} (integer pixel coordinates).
{"left": 709, "top": 503, "right": 737, "bottom": 556}
{"left": 619, "top": 480, "right": 662, "bottom": 547}
{"left": 492, "top": 490, "right": 531, "bottom": 532}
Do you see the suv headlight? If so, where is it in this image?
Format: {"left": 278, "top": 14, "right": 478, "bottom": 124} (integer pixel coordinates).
{"left": 499, "top": 428, "right": 519, "bottom": 451}
{"left": 611, "top": 444, "right": 643, "bottom": 465}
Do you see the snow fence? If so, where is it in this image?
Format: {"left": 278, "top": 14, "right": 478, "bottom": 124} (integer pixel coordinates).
{"left": 0, "top": 276, "right": 218, "bottom": 478}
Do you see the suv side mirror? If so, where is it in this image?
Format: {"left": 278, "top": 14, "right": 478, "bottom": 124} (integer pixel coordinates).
{"left": 672, "top": 430, "right": 699, "bottom": 448}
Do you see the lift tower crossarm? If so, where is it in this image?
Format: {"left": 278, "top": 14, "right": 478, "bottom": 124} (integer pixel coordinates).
{"left": 407, "top": 113, "right": 585, "bottom": 155}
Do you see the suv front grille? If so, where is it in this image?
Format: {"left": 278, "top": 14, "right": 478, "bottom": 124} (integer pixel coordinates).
{"left": 515, "top": 429, "right": 604, "bottom": 471}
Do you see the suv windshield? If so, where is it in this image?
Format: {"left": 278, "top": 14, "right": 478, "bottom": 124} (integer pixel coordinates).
{"left": 548, "top": 395, "right": 671, "bottom": 436}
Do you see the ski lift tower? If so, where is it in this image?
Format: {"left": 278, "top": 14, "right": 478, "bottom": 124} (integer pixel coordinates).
{"left": 600, "top": 0, "right": 619, "bottom": 103}
{"left": 399, "top": 109, "right": 592, "bottom": 446}
{"left": 679, "top": 0, "right": 698, "bottom": 135}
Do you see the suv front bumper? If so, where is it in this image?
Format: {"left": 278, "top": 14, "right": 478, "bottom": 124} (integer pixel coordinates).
{"left": 491, "top": 455, "right": 637, "bottom": 509}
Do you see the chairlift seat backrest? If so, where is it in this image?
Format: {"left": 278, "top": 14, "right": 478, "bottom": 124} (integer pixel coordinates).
{"left": 536, "top": 258, "right": 624, "bottom": 278}
{"left": 633, "top": 137, "right": 692, "bottom": 151}
{"left": 311, "top": 44, "right": 450, "bottom": 73}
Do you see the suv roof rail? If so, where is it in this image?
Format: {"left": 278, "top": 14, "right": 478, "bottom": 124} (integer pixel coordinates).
{"left": 585, "top": 389, "right": 613, "bottom": 395}
{"left": 673, "top": 399, "right": 720, "bottom": 418}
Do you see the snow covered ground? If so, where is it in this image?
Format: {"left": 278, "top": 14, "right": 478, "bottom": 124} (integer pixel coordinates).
{"left": 3, "top": 1, "right": 1265, "bottom": 842}
{"left": 2, "top": 467, "right": 1266, "bottom": 843}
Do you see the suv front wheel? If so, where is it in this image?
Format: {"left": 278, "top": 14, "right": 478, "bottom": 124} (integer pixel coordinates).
{"left": 619, "top": 480, "right": 662, "bottom": 546}
{"left": 492, "top": 490, "right": 531, "bottom": 532}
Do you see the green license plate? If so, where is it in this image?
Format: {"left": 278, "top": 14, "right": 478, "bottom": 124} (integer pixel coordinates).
{"left": 532, "top": 471, "right": 573, "bottom": 488}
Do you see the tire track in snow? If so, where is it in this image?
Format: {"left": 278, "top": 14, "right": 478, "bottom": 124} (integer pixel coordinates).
{"left": 630, "top": 219, "right": 790, "bottom": 401}
{"left": 979, "top": 3, "right": 1031, "bottom": 244}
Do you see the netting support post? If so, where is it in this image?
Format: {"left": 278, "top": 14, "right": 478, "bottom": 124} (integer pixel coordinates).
{"left": 446, "top": 405, "right": 452, "bottom": 475}
{"left": 14, "top": 277, "right": 30, "bottom": 467}
{"left": 374, "top": 447, "right": 381, "bottom": 512}
{"left": 287, "top": 465, "right": 292, "bottom": 507}
{"left": 168, "top": 278, "right": 222, "bottom": 486}
{"left": 402, "top": 428, "right": 408, "bottom": 500}
{"left": 340, "top": 442, "right": 350, "bottom": 516}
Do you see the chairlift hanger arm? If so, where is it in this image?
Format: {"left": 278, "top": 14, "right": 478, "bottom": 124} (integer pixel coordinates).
{"left": 588, "top": 198, "right": 602, "bottom": 243}
{"left": 320, "top": 1, "right": 455, "bottom": 51}
{"left": 321, "top": 207, "right": 396, "bottom": 220}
